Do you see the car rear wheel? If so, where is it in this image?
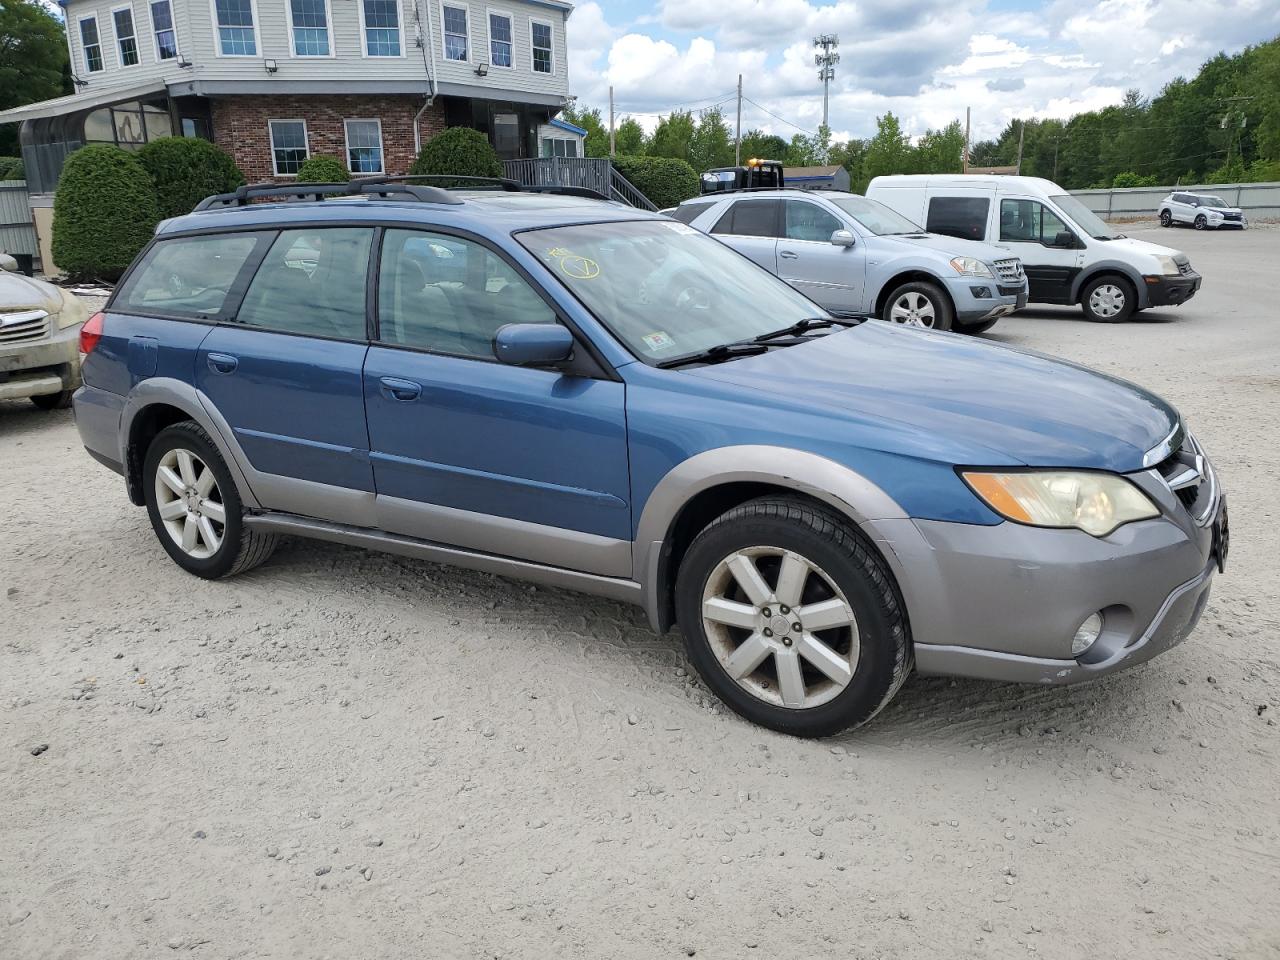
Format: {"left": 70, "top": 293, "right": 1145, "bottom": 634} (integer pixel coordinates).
{"left": 1159, "top": 210, "right": 1172, "bottom": 227}
{"left": 675, "top": 497, "right": 911, "bottom": 737}
{"left": 144, "top": 421, "right": 277, "bottom": 579}
{"left": 30, "top": 390, "right": 74, "bottom": 410}
{"left": 881, "top": 281, "right": 953, "bottom": 332}
{"left": 1080, "top": 275, "right": 1136, "bottom": 323}
{"left": 1194, "top": 214, "right": 1207, "bottom": 230}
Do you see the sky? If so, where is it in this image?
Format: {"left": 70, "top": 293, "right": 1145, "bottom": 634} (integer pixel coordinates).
{"left": 567, "top": 0, "right": 1280, "bottom": 143}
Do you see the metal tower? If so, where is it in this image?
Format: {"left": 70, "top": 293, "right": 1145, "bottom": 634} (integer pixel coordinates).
{"left": 813, "top": 34, "right": 840, "bottom": 129}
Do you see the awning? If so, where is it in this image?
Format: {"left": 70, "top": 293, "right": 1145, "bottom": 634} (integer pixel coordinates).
{"left": 548, "top": 117, "right": 588, "bottom": 137}
{"left": 0, "top": 80, "right": 169, "bottom": 125}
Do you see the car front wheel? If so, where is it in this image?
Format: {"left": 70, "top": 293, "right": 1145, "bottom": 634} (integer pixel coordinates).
{"left": 675, "top": 497, "right": 911, "bottom": 737}
{"left": 143, "top": 421, "right": 277, "bottom": 579}
{"left": 881, "top": 281, "right": 953, "bottom": 331}
{"left": 1194, "top": 214, "right": 1208, "bottom": 230}
{"left": 1159, "top": 210, "right": 1172, "bottom": 227}
{"left": 1080, "top": 275, "right": 1136, "bottom": 323}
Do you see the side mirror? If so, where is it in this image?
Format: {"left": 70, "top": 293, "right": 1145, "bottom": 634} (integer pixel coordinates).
{"left": 1049, "top": 231, "right": 1076, "bottom": 249}
{"left": 493, "top": 323, "right": 574, "bottom": 367}
{"left": 830, "top": 229, "right": 856, "bottom": 247}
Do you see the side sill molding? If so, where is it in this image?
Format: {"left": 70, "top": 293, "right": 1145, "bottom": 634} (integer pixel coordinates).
{"left": 243, "top": 511, "right": 644, "bottom": 606}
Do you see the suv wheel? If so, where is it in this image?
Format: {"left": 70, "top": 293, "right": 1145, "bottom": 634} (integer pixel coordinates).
{"left": 1159, "top": 210, "right": 1172, "bottom": 227}
{"left": 30, "top": 390, "right": 74, "bottom": 410}
{"left": 1081, "top": 275, "right": 1136, "bottom": 323}
{"left": 675, "top": 497, "right": 911, "bottom": 737}
{"left": 1194, "top": 214, "right": 1208, "bottom": 230}
{"left": 143, "top": 421, "right": 277, "bottom": 579}
{"left": 882, "top": 281, "right": 953, "bottom": 331}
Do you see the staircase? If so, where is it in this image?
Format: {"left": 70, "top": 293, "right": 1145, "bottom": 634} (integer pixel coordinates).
{"left": 502, "top": 158, "right": 657, "bottom": 210}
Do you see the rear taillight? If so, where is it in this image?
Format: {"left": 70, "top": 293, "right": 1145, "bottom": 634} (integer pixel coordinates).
{"left": 80, "top": 311, "right": 104, "bottom": 354}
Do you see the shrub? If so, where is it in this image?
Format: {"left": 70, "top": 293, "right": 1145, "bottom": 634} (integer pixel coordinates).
{"left": 52, "top": 144, "right": 160, "bottom": 281}
{"left": 296, "top": 154, "right": 350, "bottom": 183}
{"left": 611, "top": 155, "right": 699, "bottom": 209}
{"left": 1111, "top": 171, "right": 1158, "bottom": 189}
{"left": 0, "top": 156, "right": 23, "bottom": 180}
{"left": 409, "top": 127, "right": 503, "bottom": 185}
{"left": 136, "top": 137, "right": 245, "bottom": 218}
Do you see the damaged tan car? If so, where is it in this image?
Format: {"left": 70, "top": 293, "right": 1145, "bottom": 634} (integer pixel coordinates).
{"left": 0, "top": 258, "right": 88, "bottom": 409}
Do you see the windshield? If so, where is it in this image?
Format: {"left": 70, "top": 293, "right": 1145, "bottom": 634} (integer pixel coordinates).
{"left": 516, "top": 220, "right": 827, "bottom": 364}
{"left": 1050, "top": 194, "right": 1120, "bottom": 240}
{"left": 1198, "top": 195, "right": 1229, "bottom": 208}
{"left": 826, "top": 195, "right": 923, "bottom": 235}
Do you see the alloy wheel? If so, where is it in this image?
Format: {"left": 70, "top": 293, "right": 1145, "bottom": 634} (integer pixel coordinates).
{"left": 889, "top": 291, "right": 936, "bottom": 327}
{"left": 1088, "top": 283, "right": 1126, "bottom": 319}
{"left": 700, "top": 546, "right": 860, "bottom": 709}
{"left": 153, "top": 448, "right": 226, "bottom": 559}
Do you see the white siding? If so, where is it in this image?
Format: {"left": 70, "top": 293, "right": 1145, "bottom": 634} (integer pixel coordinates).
{"left": 61, "top": 0, "right": 569, "bottom": 98}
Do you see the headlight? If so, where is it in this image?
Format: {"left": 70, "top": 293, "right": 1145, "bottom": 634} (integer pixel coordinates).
{"left": 950, "top": 257, "right": 994, "bottom": 278}
{"left": 55, "top": 290, "right": 89, "bottom": 329}
{"left": 1156, "top": 255, "right": 1181, "bottom": 276}
{"left": 962, "top": 470, "right": 1159, "bottom": 537}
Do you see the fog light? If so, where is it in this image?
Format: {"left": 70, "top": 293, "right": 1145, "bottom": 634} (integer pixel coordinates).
{"left": 1072, "top": 613, "right": 1103, "bottom": 656}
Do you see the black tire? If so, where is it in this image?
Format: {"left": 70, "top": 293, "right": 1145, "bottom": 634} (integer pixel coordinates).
{"left": 1080, "top": 274, "right": 1136, "bottom": 323}
{"left": 1159, "top": 210, "right": 1172, "bottom": 227}
{"left": 675, "top": 496, "right": 911, "bottom": 737}
{"left": 880, "top": 281, "right": 953, "bottom": 332}
{"left": 1194, "top": 214, "right": 1207, "bottom": 230}
{"left": 143, "top": 421, "right": 277, "bottom": 579}
{"left": 30, "top": 390, "right": 74, "bottom": 410}
{"left": 957, "top": 318, "right": 999, "bottom": 335}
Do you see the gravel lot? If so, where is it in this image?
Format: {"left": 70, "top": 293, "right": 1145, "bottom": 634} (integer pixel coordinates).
{"left": 2, "top": 223, "right": 1277, "bottom": 959}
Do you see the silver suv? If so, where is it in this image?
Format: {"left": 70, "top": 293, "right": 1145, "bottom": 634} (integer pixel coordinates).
{"left": 672, "top": 190, "right": 1027, "bottom": 333}
{"left": 1158, "top": 192, "right": 1246, "bottom": 230}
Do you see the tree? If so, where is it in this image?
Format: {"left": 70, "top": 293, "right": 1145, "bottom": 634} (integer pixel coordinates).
{"left": 52, "top": 144, "right": 159, "bottom": 280}
{"left": 610, "top": 155, "right": 698, "bottom": 208}
{"left": 410, "top": 127, "right": 502, "bottom": 183}
{"left": 0, "top": 0, "right": 72, "bottom": 155}
{"left": 913, "top": 121, "right": 965, "bottom": 174}
{"left": 739, "top": 130, "right": 788, "bottom": 161}
{"left": 614, "top": 117, "right": 646, "bottom": 156}
{"left": 136, "top": 137, "right": 245, "bottom": 218}
{"left": 295, "top": 154, "right": 350, "bottom": 183}
{"left": 861, "top": 113, "right": 912, "bottom": 181}
{"left": 647, "top": 110, "right": 696, "bottom": 161}
{"left": 688, "top": 107, "right": 734, "bottom": 172}
{"left": 560, "top": 105, "right": 609, "bottom": 158}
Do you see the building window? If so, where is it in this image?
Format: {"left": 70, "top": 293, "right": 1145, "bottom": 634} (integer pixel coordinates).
{"left": 345, "top": 119, "right": 384, "bottom": 174}
{"left": 79, "top": 16, "right": 104, "bottom": 73}
{"left": 113, "top": 7, "right": 140, "bottom": 66}
{"left": 289, "top": 0, "right": 330, "bottom": 56}
{"left": 269, "top": 119, "right": 309, "bottom": 176}
{"left": 540, "top": 137, "right": 578, "bottom": 158}
{"left": 488, "top": 12, "right": 511, "bottom": 67}
{"left": 531, "top": 19, "right": 552, "bottom": 73}
{"left": 442, "top": 4, "right": 467, "bottom": 61}
{"left": 361, "top": 0, "right": 400, "bottom": 56}
{"left": 150, "top": 0, "right": 179, "bottom": 59}
{"left": 214, "top": 0, "right": 257, "bottom": 56}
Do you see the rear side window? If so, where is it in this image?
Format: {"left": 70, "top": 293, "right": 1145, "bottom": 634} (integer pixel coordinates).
{"left": 926, "top": 196, "right": 990, "bottom": 241}
{"left": 711, "top": 199, "right": 780, "bottom": 238}
{"left": 235, "top": 227, "right": 374, "bottom": 340}
{"left": 114, "top": 233, "right": 264, "bottom": 319}
{"left": 670, "top": 203, "right": 711, "bottom": 225}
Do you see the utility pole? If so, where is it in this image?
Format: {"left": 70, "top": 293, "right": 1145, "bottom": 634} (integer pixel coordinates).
{"left": 964, "top": 107, "right": 970, "bottom": 172}
{"left": 813, "top": 34, "right": 840, "bottom": 129}
{"left": 735, "top": 74, "right": 742, "bottom": 165}
{"left": 1015, "top": 120, "right": 1025, "bottom": 175}
{"left": 608, "top": 85, "right": 615, "bottom": 157}
{"left": 1052, "top": 137, "right": 1061, "bottom": 181}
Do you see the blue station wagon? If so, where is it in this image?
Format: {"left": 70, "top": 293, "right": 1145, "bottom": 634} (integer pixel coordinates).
{"left": 73, "top": 179, "right": 1228, "bottom": 736}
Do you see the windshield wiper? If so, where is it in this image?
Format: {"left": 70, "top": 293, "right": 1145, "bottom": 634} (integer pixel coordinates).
{"left": 753, "top": 316, "right": 857, "bottom": 343}
{"left": 657, "top": 343, "right": 769, "bottom": 369}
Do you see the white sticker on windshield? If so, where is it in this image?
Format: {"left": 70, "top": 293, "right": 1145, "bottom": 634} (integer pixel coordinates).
{"left": 660, "top": 221, "right": 697, "bottom": 235}
{"left": 642, "top": 331, "right": 675, "bottom": 351}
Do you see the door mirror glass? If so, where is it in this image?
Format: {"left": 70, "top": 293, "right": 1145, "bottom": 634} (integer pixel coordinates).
{"left": 829, "top": 229, "right": 856, "bottom": 247}
{"left": 493, "top": 323, "right": 574, "bottom": 366}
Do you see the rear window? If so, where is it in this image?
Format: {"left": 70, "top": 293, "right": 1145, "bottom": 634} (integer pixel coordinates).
{"left": 114, "top": 233, "right": 266, "bottom": 319}
{"left": 710, "top": 199, "right": 780, "bottom": 237}
{"left": 926, "top": 196, "right": 990, "bottom": 241}
{"left": 670, "top": 203, "right": 712, "bottom": 225}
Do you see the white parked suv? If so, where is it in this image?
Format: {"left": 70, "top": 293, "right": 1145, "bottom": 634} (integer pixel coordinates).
{"left": 867, "top": 175, "right": 1201, "bottom": 323}
{"left": 1158, "top": 192, "right": 1247, "bottom": 230}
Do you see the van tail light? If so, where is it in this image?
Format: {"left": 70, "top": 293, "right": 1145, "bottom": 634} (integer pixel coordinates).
{"left": 80, "top": 311, "right": 104, "bottom": 355}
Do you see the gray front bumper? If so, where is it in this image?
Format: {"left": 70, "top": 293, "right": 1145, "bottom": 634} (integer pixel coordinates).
{"left": 0, "top": 321, "right": 82, "bottom": 400}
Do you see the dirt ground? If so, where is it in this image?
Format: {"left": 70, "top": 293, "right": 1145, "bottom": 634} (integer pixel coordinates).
{"left": 2, "top": 223, "right": 1277, "bottom": 959}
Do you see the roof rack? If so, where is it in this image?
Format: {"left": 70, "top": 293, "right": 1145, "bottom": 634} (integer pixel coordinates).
{"left": 371, "top": 174, "right": 613, "bottom": 202}
{"left": 194, "top": 179, "right": 462, "bottom": 211}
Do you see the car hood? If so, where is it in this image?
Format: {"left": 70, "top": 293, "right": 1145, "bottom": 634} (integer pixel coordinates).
{"left": 687, "top": 322, "right": 1179, "bottom": 471}
{"left": 1203, "top": 206, "right": 1243, "bottom": 215}
{"left": 886, "top": 232, "right": 1014, "bottom": 264}
{"left": 1096, "top": 236, "right": 1184, "bottom": 261}
{"left": 0, "top": 272, "right": 64, "bottom": 315}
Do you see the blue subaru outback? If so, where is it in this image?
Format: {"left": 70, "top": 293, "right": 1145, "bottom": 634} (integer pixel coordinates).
{"left": 73, "top": 179, "right": 1228, "bottom": 737}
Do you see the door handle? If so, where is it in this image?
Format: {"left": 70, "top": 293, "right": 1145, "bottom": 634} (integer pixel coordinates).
{"left": 779, "top": 250, "right": 799, "bottom": 259}
{"left": 379, "top": 377, "right": 422, "bottom": 402}
{"left": 206, "top": 353, "right": 238, "bottom": 375}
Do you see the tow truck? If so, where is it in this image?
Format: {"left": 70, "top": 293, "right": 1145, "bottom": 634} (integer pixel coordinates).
{"left": 699, "top": 158, "right": 784, "bottom": 194}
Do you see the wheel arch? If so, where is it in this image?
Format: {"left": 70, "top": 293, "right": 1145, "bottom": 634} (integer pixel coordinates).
{"left": 633, "top": 446, "right": 909, "bottom": 634}
{"left": 1070, "top": 263, "right": 1147, "bottom": 308}
{"left": 874, "top": 270, "right": 956, "bottom": 319}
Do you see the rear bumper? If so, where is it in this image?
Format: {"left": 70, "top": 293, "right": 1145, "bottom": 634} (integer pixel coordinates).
{"left": 73, "top": 382, "right": 127, "bottom": 473}
{"left": 0, "top": 322, "right": 81, "bottom": 399}
{"left": 1143, "top": 271, "right": 1201, "bottom": 307}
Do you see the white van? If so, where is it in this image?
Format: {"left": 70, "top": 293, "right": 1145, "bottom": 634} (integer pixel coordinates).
{"left": 865, "top": 175, "right": 1201, "bottom": 322}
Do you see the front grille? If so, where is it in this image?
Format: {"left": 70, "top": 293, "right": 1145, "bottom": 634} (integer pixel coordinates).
{"left": 1154, "top": 435, "right": 1216, "bottom": 525}
{"left": 997, "top": 284, "right": 1023, "bottom": 296}
{"left": 993, "top": 259, "right": 1023, "bottom": 283}
{"left": 1223, "top": 212, "right": 1242, "bottom": 221}
{"left": 0, "top": 312, "right": 50, "bottom": 344}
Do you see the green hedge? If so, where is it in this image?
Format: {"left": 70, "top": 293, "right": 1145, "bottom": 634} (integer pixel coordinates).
{"left": 296, "top": 154, "right": 351, "bottom": 183}
{"left": 611, "top": 155, "right": 699, "bottom": 209}
{"left": 410, "top": 127, "right": 503, "bottom": 185}
{"left": 136, "top": 137, "right": 245, "bottom": 219}
{"left": 52, "top": 144, "right": 160, "bottom": 281}
{"left": 0, "top": 156, "right": 23, "bottom": 180}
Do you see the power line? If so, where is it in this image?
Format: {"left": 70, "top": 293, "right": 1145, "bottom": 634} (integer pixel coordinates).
{"left": 742, "top": 97, "right": 815, "bottom": 136}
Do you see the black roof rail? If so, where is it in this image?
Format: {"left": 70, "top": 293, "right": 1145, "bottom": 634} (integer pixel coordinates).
{"left": 362, "top": 174, "right": 523, "bottom": 191}
{"left": 192, "top": 178, "right": 463, "bottom": 211}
